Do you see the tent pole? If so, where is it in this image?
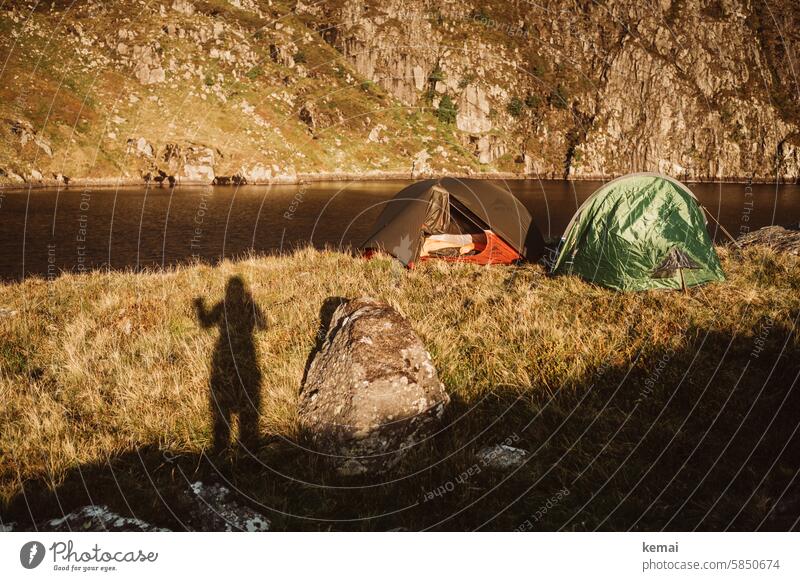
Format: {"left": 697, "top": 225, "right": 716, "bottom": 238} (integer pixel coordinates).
{"left": 679, "top": 268, "right": 687, "bottom": 294}
{"left": 701, "top": 206, "right": 741, "bottom": 248}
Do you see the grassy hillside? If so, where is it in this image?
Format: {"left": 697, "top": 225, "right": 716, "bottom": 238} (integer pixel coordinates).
{"left": 0, "top": 0, "right": 479, "bottom": 185}
{"left": 2, "top": 0, "right": 798, "bottom": 185}
{"left": 1, "top": 246, "right": 798, "bottom": 530}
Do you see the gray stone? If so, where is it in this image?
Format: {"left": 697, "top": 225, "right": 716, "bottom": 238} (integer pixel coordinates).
{"left": 469, "top": 134, "right": 506, "bottom": 165}
{"left": 299, "top": 297, "right": 449, "bottom": 475}
{"left": 476, "top": 444, "right": 529, "bottom": 471}
{"left": 127, "top": 136, "right": 154, "bottom": 158}
{"left": 42, "top": 506, "right": 168, "bottom": 532}
{"left": 7, "top": 118, "right": 52, "bottom": 157}
{"left": 239, "top": 163, "right": 272, "bottom": 183}
{"left": 132, "top": 44, "right": 165, "bottom": 85}
{"left": 181, "top": 145, "right": 216, "bottom": 182}
{"left": 158, "top": 143, "right": 216, "bottom": 183}
{"left": 0, "top": 307, "right": 18, "bottom": 319}
{"left": 456, "top": 84, "right": 492, "bottom": 134}
{"left": 171, "top": 0, "right": 195, "bottom": 16}
{"left": 269, "top": 42, "right": 299, "bottom": 68}
{"left": 0, "top": 166, "right": 23, "bottom": 183}
{"left": 187, "top": 481, "right": 270, "bottom": 532}
{"left": 411, "top": 149, "right": 431, "bottom": 177}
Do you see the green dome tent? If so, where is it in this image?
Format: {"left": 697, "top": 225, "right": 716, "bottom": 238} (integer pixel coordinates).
{"left": 552, "top": 173, "right": 725, "bottom": 291}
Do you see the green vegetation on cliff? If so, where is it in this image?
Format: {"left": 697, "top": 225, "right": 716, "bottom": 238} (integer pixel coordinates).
{"left": 2, "top": 0, "right": 798, "bottom": 185}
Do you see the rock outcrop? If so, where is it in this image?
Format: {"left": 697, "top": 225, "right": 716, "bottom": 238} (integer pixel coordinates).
{"left": 131, "top": 44, "right": 166, "bottom": 85}
{"left": 299, "top": 298, "right": 449, "bottom": 476}
{"left": 160, "top": 142, "right": 217, "bottom": 183}
{"left": 40, "top": 506, "right": 168, "bottom": 532}
{"left": 312, "top": 0, "right": 800, "bottom": 181}
{"left": 187, "top": 481, "right": 271, "bottom": 532}
{"left": 6, "top": 119, "right": 52, "bottom": 157}
{"left": 1, "top": 0, "right": 798, "bottom": 184}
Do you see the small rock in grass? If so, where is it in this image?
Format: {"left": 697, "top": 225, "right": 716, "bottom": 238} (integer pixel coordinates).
{"left": 476, "top": 444, "right": 529, "bottom": 471}
{"left": 0, "top": 308, "right": 18, "bottom": 320}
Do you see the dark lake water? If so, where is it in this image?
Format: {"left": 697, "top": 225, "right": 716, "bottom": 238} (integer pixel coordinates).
{"left": 1, "top": 179, "right": 798, "bottom": 281}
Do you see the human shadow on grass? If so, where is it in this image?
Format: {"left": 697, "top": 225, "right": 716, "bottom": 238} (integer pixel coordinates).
{"left": 3, "top": 320, "right": 799, "bottom": 531}
{"left": 194, "top": 275, "right": 266, "bottom": 458}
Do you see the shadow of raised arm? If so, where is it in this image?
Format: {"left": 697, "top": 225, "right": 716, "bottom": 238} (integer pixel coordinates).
{"left": 194, "top": 297, "right": 222, "bottom": 329}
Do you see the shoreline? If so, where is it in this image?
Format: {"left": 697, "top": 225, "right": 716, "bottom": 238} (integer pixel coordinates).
{"left": 1, "top": 170, "right": 798, "bottom": 192}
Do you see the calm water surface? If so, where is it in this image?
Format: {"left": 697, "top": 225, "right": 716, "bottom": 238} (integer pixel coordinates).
{"left": 0, "top": 179, "right": 798, "bottom": 281}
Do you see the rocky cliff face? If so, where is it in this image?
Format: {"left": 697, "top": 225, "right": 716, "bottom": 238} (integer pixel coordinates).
{"left": 315, "top": 0, "right": 800, "bottom": 181}
{"left": 1, "top": 0, "right": 798, "bottom": 185}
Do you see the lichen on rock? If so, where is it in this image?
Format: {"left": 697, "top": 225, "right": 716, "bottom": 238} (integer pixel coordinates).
{"left": 298, "top": 297, "right": 450, "bottom": 476}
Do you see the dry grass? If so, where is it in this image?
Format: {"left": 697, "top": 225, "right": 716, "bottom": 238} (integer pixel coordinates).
{"left": 0, "top": 246, "right": 798, "bottom": 531}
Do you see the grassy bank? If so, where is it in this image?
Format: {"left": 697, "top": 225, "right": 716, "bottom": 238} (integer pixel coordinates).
{"left": 1, "top": 246, "right": 799, "bottom": 531}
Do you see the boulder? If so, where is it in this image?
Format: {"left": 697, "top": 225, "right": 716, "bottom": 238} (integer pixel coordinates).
{"left": 0, "top": 168, "right": 25, "bottom": 184}
{"left": 469, "top": 134, "right": 506, "bottom": 164}
{"left": 299, "top": 297, "right": 449, "bottom": 475}
{"left": 171, "top": 0, "right": 195, "bottom": 15}
{"left": 368, "top": 123, "right": 388, "bottom": 143}
{"left": 738, "top": 225, "right": 800, "bottom": 255}
{"left": 269, "top": 43, "right": 297, "bottom": 68}
{"left": 239, "top": 163, "right": 272, "bottom": 183}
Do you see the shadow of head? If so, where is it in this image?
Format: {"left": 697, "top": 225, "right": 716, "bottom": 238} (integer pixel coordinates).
{"left": 301, "top": 296, "right": 349, "bottom": 385}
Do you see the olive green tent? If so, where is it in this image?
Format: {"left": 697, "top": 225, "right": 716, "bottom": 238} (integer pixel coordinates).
{"left": 552, "top": 173, "right": 725, "bottom": 291}
{"left": 361, "top": 178, "right": 545, "bottom": 265}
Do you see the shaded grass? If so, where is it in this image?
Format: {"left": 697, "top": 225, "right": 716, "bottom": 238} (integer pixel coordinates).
{"left": 0, "top": 246, "right": 798, "bottom": 530}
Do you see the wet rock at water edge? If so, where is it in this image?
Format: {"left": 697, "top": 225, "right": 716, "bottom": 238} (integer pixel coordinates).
{"left": 299, "top": 297, "right": 450, "bottom": 476}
